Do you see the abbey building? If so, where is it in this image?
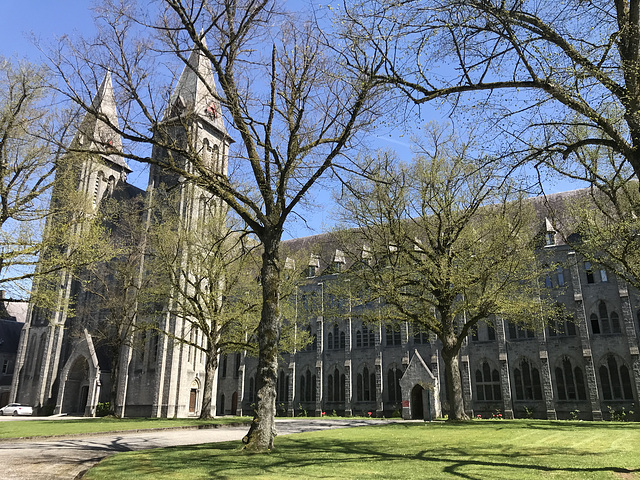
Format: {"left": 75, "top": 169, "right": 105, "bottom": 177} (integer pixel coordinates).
{"left": 9, "top": 48, "right": 640, "bottom": 421}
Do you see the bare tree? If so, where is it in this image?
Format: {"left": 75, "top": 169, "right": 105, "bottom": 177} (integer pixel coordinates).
{"left": 341, "top": 0, "right": 640, "bottom": 189}
{"left": 49, "top": 0, "right": 384, "bottom": 449}
{"left": 335, "top": 127, "right": 557, "bottom": 420}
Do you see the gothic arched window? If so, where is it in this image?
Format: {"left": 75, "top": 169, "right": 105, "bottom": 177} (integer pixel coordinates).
{"left": 386, "top": 324, "right": 401, "bottom": 346}
{"left": 555, "top": 357, "right": 586, "bottom": 401}
{"left": 591, "top": 301, "right": 621, "bottom": 335}
{"left": 513, "top": 358, "right": 543, "bottom": 401}
{"left": 387, "top": 367, "right": 402, "bottom": 403}
{"left": 475, "top": 361, "right": 501, "bottom": 401}
{"left": 599, "top": 355, "right": 634, "bottom": 400}
{"left": 328, "top": 367, "right": 344, "bottom": 402}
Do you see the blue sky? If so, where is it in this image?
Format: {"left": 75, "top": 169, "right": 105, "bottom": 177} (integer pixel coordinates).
{"left": 1, "top": 1, "right": 94, "bottom": 60}
{"left": 0, "top": 1, "right": 418, "bottom": 238}
{"left": 0, "top": 1, "right": 585, "bottom": 240}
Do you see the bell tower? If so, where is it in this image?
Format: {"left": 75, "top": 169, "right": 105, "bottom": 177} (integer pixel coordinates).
{"left": 149, "top": 39, "right": 232, "bottom": 230}
{"left": 148, "top": 41, "right": 233, "bottom": 418}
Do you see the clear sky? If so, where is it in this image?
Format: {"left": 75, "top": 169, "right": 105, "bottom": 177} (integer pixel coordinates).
{"left": 0, "top": 1, "right": 584, "bottom": 240}
{"left": 1, "top": 1, "right": 94, "bottom": 61}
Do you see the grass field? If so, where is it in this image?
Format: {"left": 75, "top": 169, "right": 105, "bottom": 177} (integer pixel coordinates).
{"left": 0, "top": 416, "right": 250, "bottom": 439}
{"left": 83, "top": 420, "right": 640, "bottom": 480}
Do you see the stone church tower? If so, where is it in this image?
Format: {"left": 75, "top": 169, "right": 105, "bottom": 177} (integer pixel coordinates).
{"left": 138, "top": 41, "right": 233, "bottom": 418}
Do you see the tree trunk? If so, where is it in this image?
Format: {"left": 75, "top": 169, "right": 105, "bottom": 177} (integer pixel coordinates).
{"left": 199, "top": 342, "right": 218, "bottom": 420}
{"left": 109, "top": 347, "right": 120, "bottom": 416}
{"left": 441, "top": 338, "right": 469, "bottom": 422}
{"left": 243, "top": 235, "right": 281, "bottom": 451}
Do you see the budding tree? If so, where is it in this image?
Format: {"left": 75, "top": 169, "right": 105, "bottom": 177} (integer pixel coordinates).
{"left": 336, "top": 126, "right": 557, "bottom": 420}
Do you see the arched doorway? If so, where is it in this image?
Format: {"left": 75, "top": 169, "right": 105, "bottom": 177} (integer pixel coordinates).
{"left": 189, "top": 379, "right": 200, "bottom": 414}
{"left": 411, "top": 384, "right": 424, "bottom": 420}
{"left": 62, "top": 356, "right": 90, "bottom": 414}
{"left": 218, "top": 393, "right": 225, "bottom": 416}
{"left": 231, "top": 391, "right": 238, "bottom": 415}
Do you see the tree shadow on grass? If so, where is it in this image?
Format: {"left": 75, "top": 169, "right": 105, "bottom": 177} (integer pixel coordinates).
{"left": 88, "top": 428, "right": 640, "bottom": 480}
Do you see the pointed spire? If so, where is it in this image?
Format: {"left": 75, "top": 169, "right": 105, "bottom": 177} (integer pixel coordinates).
{"left": 72, "top": 72, "right": 131, "bottom": 172}
{"left": 164, "top": 42, "right": 229, "bottom": 139}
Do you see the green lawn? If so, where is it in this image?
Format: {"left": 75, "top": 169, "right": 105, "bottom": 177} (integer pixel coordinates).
{"left": 0, "top": 416, "right": 249, "bottom": 439}
{"left": 84, "top": 420, "right": 640, "bottom": 480}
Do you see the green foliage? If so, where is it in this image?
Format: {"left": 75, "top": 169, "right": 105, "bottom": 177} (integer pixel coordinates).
{"left": 337, "top": 130, "right": 558, "bottom": 339}
{"left": 0, "top": 59, "right": 116, "bottom": 304}
{"left": 569, "top": 180, "right": 640, "bottom": 292}
{"left": 607, "top": 405, "right": 635, "bottom": 422}
{"left": 96, "top": 402, "right": 112, "bottom": 417}
{"left": 145, "top": 186, "right": 261, "bottom": 356}
{"left": 335, "top": 127, "right": 559, "bottom": 419}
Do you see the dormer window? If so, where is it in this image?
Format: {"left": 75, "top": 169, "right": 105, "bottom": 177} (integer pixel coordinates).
{"left": 361, "top": 245, "right": 371, "bottom": 267}
{"left": 284, "top": 257, "right": 295, "bottom": 280}
{"left": 544, "top": 218, "right": 556, "bottom": 246}
{"left": 307, "top": 254, "right": 320, "bottom": 278}
{"left": 545, "top": 231, "right": 555, "bottom": 246}
{"left": 333, "top": 249, "right": 346, "bottom": 273}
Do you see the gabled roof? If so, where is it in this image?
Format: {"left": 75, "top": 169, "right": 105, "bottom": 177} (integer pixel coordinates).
{"left": 71, "top": 72, "right": 131, "bottom": 172}
{"left": 163, "top": 39, "right": 231, "bottom": 140}
{"left": 399, "top": 349, "right": 438, "bottom": 389}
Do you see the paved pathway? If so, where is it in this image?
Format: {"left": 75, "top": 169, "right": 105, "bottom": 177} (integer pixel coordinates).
{"left": 0, "top": 418, "right": 384, "bottom": 480}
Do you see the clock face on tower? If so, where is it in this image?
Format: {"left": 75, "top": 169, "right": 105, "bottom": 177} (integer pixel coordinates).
{"left": 205, "top": 101, "right": 217, "bottom": 119}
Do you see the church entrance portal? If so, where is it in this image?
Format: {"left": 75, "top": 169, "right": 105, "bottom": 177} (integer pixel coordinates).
{"left": 411, "top": 385, "right": 425, "bottom": 420}
{"left": 62, "top": 356, "right": 90, "bottom": 415}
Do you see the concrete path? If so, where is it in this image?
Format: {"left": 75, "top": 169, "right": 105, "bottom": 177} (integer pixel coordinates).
{"left": 0, "top": 418, "right": 384, "bottom": 480}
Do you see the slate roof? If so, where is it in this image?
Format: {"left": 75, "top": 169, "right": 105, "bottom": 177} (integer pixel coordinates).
{"left": 0, "top": 318, "right": 24, "bottom": 355}
{"left": 280, "top": 187, "right": 594, "bottom": 275}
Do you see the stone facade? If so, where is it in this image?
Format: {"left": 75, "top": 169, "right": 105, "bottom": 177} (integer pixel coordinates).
{"left": 228, "top": 224, "right": 640, "bottom": 421}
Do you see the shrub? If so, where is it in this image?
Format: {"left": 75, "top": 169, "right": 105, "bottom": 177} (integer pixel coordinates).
{"left": 95, "top": 402, "right": 111, "bottom": 417}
